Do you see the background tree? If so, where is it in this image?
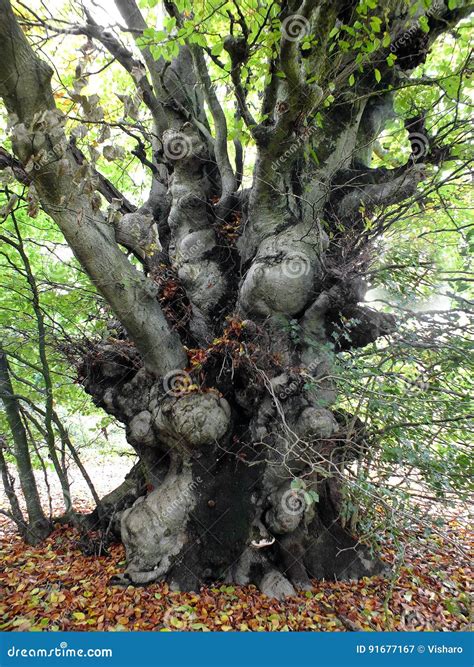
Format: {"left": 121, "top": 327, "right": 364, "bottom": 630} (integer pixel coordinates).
{"left": 0, "top": 346, "right": 51, "bottom": 543}
{"left": 0, "top": 196, "right": 106, "bottom": 543}
{"left": 0, "top": 0, "right": 472, "bottom": 598}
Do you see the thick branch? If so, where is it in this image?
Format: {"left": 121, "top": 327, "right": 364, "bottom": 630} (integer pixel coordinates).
{"left": 0, "top": 0, "right": 186, "bottom": 375}
{"left": 1, "top": 143, "right": 137, "bottom": 215}
{"left": 0, "top": 440, "right": 27, "bottom": 537}
{"left": 80, "top": 12, "right": 168, "bottom": 136}
{"left": 0, "top": 146, "right": 31, "bottom": 184}
{"left": 336, "top": 164, "right": 425, "bottom": 219}
{"left": 328, "top": 305, "right": 397, "bottom": 351}
{"left": 115, "top": 0, "right": 209, "bottom": 134}
{"left": 190, "top": 47, "right": 237, "bottom": 197}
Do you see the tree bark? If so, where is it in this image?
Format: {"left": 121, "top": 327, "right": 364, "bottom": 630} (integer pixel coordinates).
{"left": 0, "top": 442, "right": 28, "bottom": 538}
{"left": 0, "top": 347, "right": 51, "bottom": 544}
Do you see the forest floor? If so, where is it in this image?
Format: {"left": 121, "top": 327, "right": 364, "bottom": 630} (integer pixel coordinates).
{"left": 0, "top": 454, "right": 472, "bottom": 632}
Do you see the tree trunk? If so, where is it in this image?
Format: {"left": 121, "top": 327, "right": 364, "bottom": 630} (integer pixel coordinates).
{"left": 0, "top": 442, "right": 28, "bottom": 538}
{"left": 0, "top": 347, "right": 51, "bottom": 544}
{"left": 80, "top": 267, "right": 388, "bottom": 599}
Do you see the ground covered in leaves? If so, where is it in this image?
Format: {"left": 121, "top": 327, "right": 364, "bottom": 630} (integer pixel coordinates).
{"left": 0, "top": 511, "right": 471, "bottom": 632}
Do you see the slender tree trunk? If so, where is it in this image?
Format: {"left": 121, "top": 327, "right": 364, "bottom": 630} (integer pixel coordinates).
{"left": 53, "top": 413, "right": 100, "bottom": 508}
{"left": 9, "top": 207, "right": 72, "bottom": 513}
{"left": 0, "top": 347, "right": 51, "bottom": 544}
{"left": 0, "top": 441, "right": 28, "bottom": 537}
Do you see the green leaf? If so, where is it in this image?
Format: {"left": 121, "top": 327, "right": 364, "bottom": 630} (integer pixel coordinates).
{"left": 308, "top": 490, "right": 320, "bottom": 504}
{"left": 291, "top": 478, "right": 306, "bottom": 490}
{"left": 150, "top": 45, "right": 162, "bottom": 60}
{"left": 304, "top": 491, "right": 313, "bottom": 506}
{"left": 387, "top": 53, "right": 397, "bottom": 67}
{"left": 419, "top": 16, "right": 430, "bottom": 33}
{"left": 164, "top": 17, "right": 177, "bottom": 32}
{"left": 370, "top": 17, "right": 382, "bottom": 33}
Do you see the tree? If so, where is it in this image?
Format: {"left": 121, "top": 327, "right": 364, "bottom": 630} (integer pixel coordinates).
{"left": 0, "top": 203, "right": 102, "bottom": 526}
{"left": 0, "top": 0, "right": 471, "bottom": 598}
{"left": 0, "top": 346, "right": 51, "bottom": 543}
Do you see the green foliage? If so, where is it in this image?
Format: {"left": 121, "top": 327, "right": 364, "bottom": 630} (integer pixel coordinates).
{"left": 333, "top": 182, "right": 473, "bottom": 542}
{"left": 0, "top": 199, "right": 107, "bottom": 464}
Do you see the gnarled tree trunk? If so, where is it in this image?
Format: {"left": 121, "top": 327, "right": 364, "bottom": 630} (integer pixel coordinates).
{"left": 0, "top": 0, "right": 467, "bottom": 598}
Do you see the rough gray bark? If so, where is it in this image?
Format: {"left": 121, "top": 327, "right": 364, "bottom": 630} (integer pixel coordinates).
{"left": 0, "top": 0, "right": 467, "bottom": 598}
